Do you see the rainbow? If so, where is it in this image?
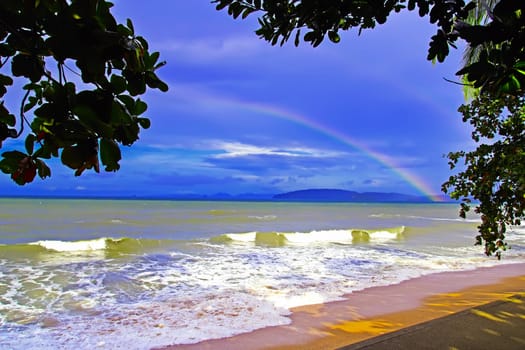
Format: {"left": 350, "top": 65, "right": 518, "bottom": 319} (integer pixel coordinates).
{"left": 172, "top": 86, "right": 443, "bottom": 201}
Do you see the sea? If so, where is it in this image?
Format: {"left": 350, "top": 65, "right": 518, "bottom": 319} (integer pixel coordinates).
{"left": 0, "top": 198, "right": 524, "bottom": 349}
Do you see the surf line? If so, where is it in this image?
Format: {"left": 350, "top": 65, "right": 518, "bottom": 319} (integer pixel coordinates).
{"left": 233, "top": 100, "right": 442, "bottom": 202}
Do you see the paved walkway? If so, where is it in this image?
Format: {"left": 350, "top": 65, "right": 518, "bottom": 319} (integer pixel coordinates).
{"left": 340, "top": 294, "right": 525, "bottom": 350}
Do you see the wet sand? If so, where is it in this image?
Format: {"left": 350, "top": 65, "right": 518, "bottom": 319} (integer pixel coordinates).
{"left": 157, "top": 263, "right": 525, "bottom": 350}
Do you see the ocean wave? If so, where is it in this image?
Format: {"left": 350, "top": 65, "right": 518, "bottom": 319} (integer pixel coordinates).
{"left": 31, "top": 238, "right": 109, "bottom": 252}
{"left": 0, "top": 237, "right": 174, "bottom": 258}
{"left": 210, "top": 226, "right": 405, "bottom": 246}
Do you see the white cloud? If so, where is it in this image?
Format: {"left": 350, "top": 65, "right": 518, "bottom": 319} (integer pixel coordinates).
{"left": 157, "top": 36, "right": 266, "bottom": 63}
{"left": 209, "top": 141, "right": 344, "bottom": 159}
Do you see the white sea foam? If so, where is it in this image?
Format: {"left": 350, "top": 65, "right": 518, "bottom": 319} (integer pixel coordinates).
{"left": 224, "top": 231, "right": 258, "bottom": 242}
{"left": 284, "top": 230, "right": 353, "bottom": 244}
{"left": 0, "top": 291, "right": 291, "bottom": 350}
{"left": 367, "top": 230, "right": 399, "bottom": 243}
{"left": 222, "top": 227, "right": 404, "bottom": 246}
{"left": 1, "top": 234, "right": 520, "bottom": 350}
{"left": 30, "top": 238, "right": 109, "bottom": 252}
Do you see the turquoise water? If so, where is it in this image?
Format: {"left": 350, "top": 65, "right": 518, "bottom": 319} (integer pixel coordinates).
{"left": 0, "top": 199, "right": 524, "bottom": 349}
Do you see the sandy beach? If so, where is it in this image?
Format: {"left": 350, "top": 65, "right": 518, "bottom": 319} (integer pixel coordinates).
{"left": 159, "top": 263, "right": 525, "bottom": 350}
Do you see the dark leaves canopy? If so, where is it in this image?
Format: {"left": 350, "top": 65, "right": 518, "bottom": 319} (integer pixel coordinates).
{"left": 0, "top": 0, "right": 168, "bottom": 184}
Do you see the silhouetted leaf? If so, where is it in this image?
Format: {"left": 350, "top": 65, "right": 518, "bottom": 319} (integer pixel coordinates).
{"left": 100, "top": 138, "right": 121, "bottom": 171}
{"left": 25, "top": 134, "right": 35, "bottom": 155}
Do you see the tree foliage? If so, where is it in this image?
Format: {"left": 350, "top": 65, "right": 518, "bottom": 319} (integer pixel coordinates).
{"left": 213, "top": 0, "right": 525, "bottom": 94}
{"left": 444, "top": 1, "right": 524, "bottom": 258}
{"left": 215, "top": 0, "right": 525, "bottom": 257}
{"left": 0, "top": 0, "right": 167, "bottom": 184}
{"left": 443, "top": 94, "right": 524, "bottom": 259}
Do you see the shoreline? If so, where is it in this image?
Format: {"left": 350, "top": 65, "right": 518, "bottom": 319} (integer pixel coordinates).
{"left": 158, "top": 262, "right": 525, "bottom": 350}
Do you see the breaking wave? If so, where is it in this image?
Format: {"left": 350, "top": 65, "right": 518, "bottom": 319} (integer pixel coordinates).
{"left": 210, "top": 226, "right": 405, "bottom": 246}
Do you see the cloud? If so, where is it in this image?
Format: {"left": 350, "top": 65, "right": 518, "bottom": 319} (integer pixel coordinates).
{"left": 201, "top": 141, "right": 349, "bottom": 174}
{"left": 157, "top": 36, "right": 266, "bottom": 64}
{"left": 210, "top": 141, "right": 343, "bottom": 159}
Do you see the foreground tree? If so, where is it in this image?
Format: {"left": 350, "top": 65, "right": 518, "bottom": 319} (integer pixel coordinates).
{"left": 212, "top": 0, "right": 524, "bottom": 94}
{"left": 0, "top": 0, "right": 167, "bottom": 184}
{"left": 443, "top": 94, "right": 524, "bottom": 258}
{"left": 442, "top": 0, "right": 525, "bottom": 258}
{"left": 214, "top": 0, "right": 525, "bottom": 257}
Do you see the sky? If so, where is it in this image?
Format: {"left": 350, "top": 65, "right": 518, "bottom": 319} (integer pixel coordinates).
{"left": 1, "top": 1, "right": 475, "bottom": 199}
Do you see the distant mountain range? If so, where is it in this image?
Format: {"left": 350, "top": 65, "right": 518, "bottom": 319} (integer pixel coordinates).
{"left": 4, "top": 188, "right": 451, "bottom": 202}
{"left": 166, "top": 189, "right": 443, "bottom": 202}
{"left": 272, "top": 189, "right": 438, "bottom": 203}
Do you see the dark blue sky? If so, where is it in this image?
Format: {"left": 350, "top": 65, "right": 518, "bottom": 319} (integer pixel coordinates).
{"left": 1, "top": 1, "right": 474, "bottom": 198}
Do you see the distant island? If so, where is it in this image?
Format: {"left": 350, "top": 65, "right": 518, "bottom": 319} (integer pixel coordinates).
{"left": 273, "top": 189, "right": 438, "bottom": 203}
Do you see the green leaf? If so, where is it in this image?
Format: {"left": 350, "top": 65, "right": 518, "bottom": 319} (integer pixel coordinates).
{"left": 154, "top": 60, "right": 167, "bottom": 70}
{"left": 294, "top": 29, "right": 301, "bottom": 46}
{"left": 33, "top": 143, "right": 53, "bottom": 159}
{"left": 73, "top": 105, "right": 113, "bottom": 138}
{"left": 110, "top": 75, "right": 127, "bottom": 94}
{"left": 138, "top": 117, "right": 150, "bottom": 129}
{"left": 514, "top": 61, "right": 525, "bottom": 69}
{"left": 61, "top": 146, "right": 84, "bottom": 170}
{"left": 328, "top": 31, "right": 340, "bottom": 43}
{"left": 144, "top": 52, "right": 160, "bottom": 69}
{"left": 2, "top": 150, "right": 26, "bottom": 160}
{"left": 99, "top": 138, "right": 121, "bottom": 171}
{"left": 0, "top": 103, "right": 16, "bottom": 126}
{"left": 0, "top": 151, "right": 26, "bottom": 174}
{"left": 77, "top": 56, "right": 106, "bottom": 83}
{"left": 135, "top": 100, "right": 147, "bottom": 115}
{"left": 157, "top": 80, "right": 169, "bottom": 92}
{"left": 0, "top": 158, "right": 12, "bottom": 174}
{"left": 24, "top": 96, "right": 39, "bottom": 113}
{"left": 0, "top": 74, "right": 13, "bottom": 87}
{"left": 304, "top": 31, "right": 316, "bottom": 42}
{"left": 215, "top": 1, "right": 231, "bottom": 11}
{"left": 125, "top": 71, "right": 146, "bottom": 96}
{"left": 25, "top": 134, "right": 35, "bottom": 155}
{"left": 12, "top": 54, "right": 45, "bottom": 82}
{"left": 150, "top": 52, "right": 160, "bottom": 64}
{"left": 117, "top": 94, "right": 135, "bottom": 113}
{"left": 127, "top": 18, "right": 135, "bottom": 35}
{"left": 242, "top": 8, "right": 255, "bottom": 19}
{"left": 145, "top": 71, "right": 168, "bottom": 92}
{"left": 0, "top": 43, "right": 15, "bottom": 56}
{"left": 117, "top": 24, "right": 133, "bottom": 37}
{"left": 35, "top": 159, "right": 51, "bottom": 179}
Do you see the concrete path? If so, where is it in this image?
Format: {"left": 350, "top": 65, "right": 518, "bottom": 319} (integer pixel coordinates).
{"left": 340, "top": 294, "right": 525, "bottom": 350}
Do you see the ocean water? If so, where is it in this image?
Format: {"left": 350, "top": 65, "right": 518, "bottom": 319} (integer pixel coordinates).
{"left": 0, "top": 198, "right": 524, "bottom": 349}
